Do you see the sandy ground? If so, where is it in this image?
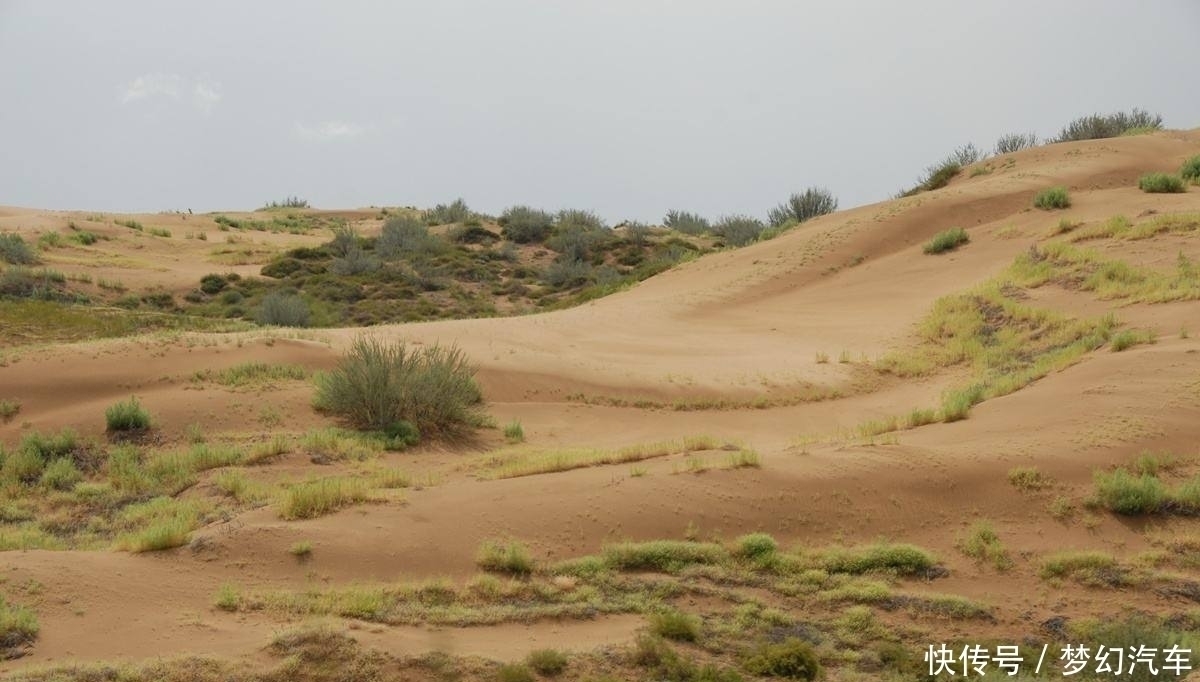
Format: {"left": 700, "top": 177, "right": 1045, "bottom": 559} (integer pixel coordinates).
{"left": 2, "top": 129, "right": 1200, "bottom": 675}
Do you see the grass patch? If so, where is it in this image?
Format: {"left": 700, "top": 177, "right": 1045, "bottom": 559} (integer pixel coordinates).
{"left": 820, "top": 543, "right": 936, "bottom": 576}
{"left": 602, "top": 540, "right": 727, "bottom": 573}
{"left": 1007, "top": 466, "right": 1050, "bottom": 491}
{"left": 290, "top": 540, "right": 313, "bottom": 557}
{"left": 1033, "top": 186, "right": 1070, "bottom": 209}
{"left": 923, "top": 227, "right": 969, "bottom": 254}
{"left": 1182, "top": 156, "right": 1200, "bottom": 182}
{"left": 526, "top": 648, "right": 569, "bottom": 676}
{"left": 503, "top": 419, "right": 524, "bottom": 444}
{"left": 1139, "top": 172, "right": 1186, "bottom": 194}
{"left": 648, "top": 608, "right": 700, "bottom": 642}
{"left": 1040, "top": 551, "right": 1129, "bottom": 587}
{"left": 0, "top": 233, "right": 36, "bottom": 265}
{"left": 0, "top": 399, "right": 19, "bottom": 422}
{"left": 1093, "top": 468, "right": 1165, "bottom": 514}
{"left": 497, "top": 663, "right": 535, "bottom": 682}
{"left": 278, "top": 477, "right": 370, "bottom": 520}
{"left": 1110, "top": 328, "right": 1155, "bottom": 351}
{"left": 725, "top": 448, "right": 761, "bottom": 469}
{"left": 192, "top": 362, "right": 308, "bottom": 388}
{"left": 0, "top": 596, "right": 39, "bottom": 657}
{"left": 104, "top": 397, "right": 151, "bottom": 433}
{"left": 114, "top": 497, "right": 201, "bottom": 552}
{"left": 476, "top": 539, "right": 535, "bottom": 577}
{"left": 476, "top": 436, "right": 727, "bottom": 480}
{"left": 743, "top": 638, "right": 821, "bottom": 681}
{"left": 214, "top": 583, "right": 241, "bottom": 611}
{"left": 957, "top": 521, "right": 1012, "bottom": 571}
{"left": 1012, "top": 241, "right": 1200, "bottom": 303}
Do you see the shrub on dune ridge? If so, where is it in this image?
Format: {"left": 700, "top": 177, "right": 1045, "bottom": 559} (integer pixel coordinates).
{"left": 767, "top": 187, "right": 838, "bottom": 227}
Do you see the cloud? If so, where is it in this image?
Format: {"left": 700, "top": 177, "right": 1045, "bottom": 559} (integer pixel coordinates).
{"left": 293, "top": 120, "right": 365, "bottom": 141}
{"left": 121, "top": 73, "right": 221, "bottom": 114}
{"left": 192, "top": 79, "right": 222, "bottom": 114}
{"left": 121, "top": 73, "right": 182, "bottom": 103}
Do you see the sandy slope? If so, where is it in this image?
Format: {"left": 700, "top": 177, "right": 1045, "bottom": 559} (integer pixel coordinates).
{"left": 2, "top": 130, "right": 1200, "bottom": 675}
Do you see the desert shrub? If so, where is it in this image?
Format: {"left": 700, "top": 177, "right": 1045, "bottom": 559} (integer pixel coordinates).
{"left": 548, "top": 223, "right": 608, "bottom": 261}
{"left": 664, "top": 210, "right": 711, "bottom": 235}
{"left": 602, "top": 540, "right": 726, "bottom": 572}
{"left": 957, "top": 521, "right": 1012, "bottom": 570}
{"left": 822, "top": 543, "right": 935, "bottom": 576}
{"left": 328, "top": 225, "right": 360, "bottom": 257}
{"left": 314, "top": 336, "right": 483, "bottom": 434}
{"left": 526, "top": 649, "right": 569, "bottom": 675}
{"left": 743, "top": 638, "right": 821, "bottom": 680}
{"left": 497, "top": 664, "right": 535, "bottom": 682}
{"left": 1110, "top": 328, "right": 1154, "bottom": 352}
{"left": 424, "top": 198, "right": 471, "bottom": 225}
{"left": 256, "top": 291, "right": 310, "bottom": 327}
{"left": 499, "top": 206, "right": 555, "bottom": 243}
{"left": 0, "top": 267, "right": 69, "bottom": 300}
{"left": 632, "top": 634, "right": 744, "bottom": 682}
{"left": 923, "top": 227, "right": 969, "bottom": 254}
{"left": 0, "top": 233, "right": 35, "bottom": 264}
{"left": 649, "top": 608, "right": 701, "bottom": 642}
{"left": 713, "top": 215, "right": 765, "bottom": 247}
{"left": 263, "top": 196, "right": 309, "bottom": 209}
{"left": 1007, "top": 466, "right": 1049, "bottom": 491}
{"left": 279, "top": 477, "right": 368, "bottom": 520}
{"left": 735, "top": 532, "right": 778, "bottom": 560}
{"left": 105, "top": 397, "right": 151, "bottom": 432}
{"left": 544, "top": 258, "right": 593, "bottom": 288}
{"left": 378, "top": 216, "right": 440, "bottom": 258}
{"left": 1033, "top": 187, "right": 1070, "bottom": 209}
{"left": 199, "top": 274, "right": 227, "bottom": 294}
{"left": 557, "top": 209, "right": 606, "bottom": 231}
{"left": 1055, "top": 108, "right": 1163, "bottom": 142}
{"left": 994, "top": 132, "right": 1038, "bottom": 155}
{"left": 329, "top": 243, "right": 379, "bottom": 276}
{"left": 39, "top": 458, "right": 82, "bottom": 490}
{"left": 1138, "top": 172, "right": 1186, "bottom": 194}
{"left": 476, "top": 539, "right": 534, "bottom": 576}
{"left": 1093, "top": 469, "right": 1165, "bottom": 514}
{"left": 1182, "top": 156, "right": 1200, "bottom": 182}
{"left": 767, "top": 187, "right": 838, "bottom": 228}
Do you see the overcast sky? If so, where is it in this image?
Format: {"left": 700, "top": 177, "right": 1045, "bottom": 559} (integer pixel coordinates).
{"left": 2, "top": 1, "right": 1198, "bottom": 223}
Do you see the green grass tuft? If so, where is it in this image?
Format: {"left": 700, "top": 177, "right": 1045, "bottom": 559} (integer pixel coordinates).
{"left": 648, "top": 608, "right": 701, "bottom": 642}
{"left": 923, "top": 227, "right": 969, "bottom": 254}
{"left": 105, "top": 396, "right": 151, "bottom": 432}
{"left": 1034, "top": 187, "right": 1070, "bottom": 210}
{"left": 1093, "top": 468, "right": 1165, "bottom": 514}
{"left": 1138, "top": 172, "right": 1186, "bottom": 194}
{"left": 476, "top": 539, "right": 535, "bottom": 577}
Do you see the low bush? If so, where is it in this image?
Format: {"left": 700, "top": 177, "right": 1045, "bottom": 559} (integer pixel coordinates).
{"left": 1093, "top": 468, "right": 1165, "bottom": 514}
{"left": 105, "top": 397, "right": 151, "bottom": 433}
{"left": 497, "top": 663, "right": 535, "bottom": 682}
{"left": 742, "top": 638, "right": 821, "bottom": 680}
{"left": 923, "top": 227, "right": 969, "bottom": 254}
{"left": 526, "top": 648, "right": 569, "bottom": 675}
{"left": 314, "top": 337, "right": 484, "bottom": 434}
{"left": 713, "top": 215, "right": 765, "bottom": 247}
{"left": 649, "top": 608, "right": 701, "bottom": 642}
{"left": 424, "top": 198, "right": 471, "bottom": 225}
{"left": 821, "top": 543, "right": 935, "bottom": 576}
{"left": 1182, "top": 156, "right": 1200, "bottom": 182}
{"left": 663, "top": 210, "right": 711, "bottom": 235}
{"left": 1138, "top": 173, "right": 1186, "bottom": 194}
{"left": 476, "top": 539, "right": 534, "bottom": 577}
{"left": 1034, "top": 187, "right": 1070, "bottom": 209}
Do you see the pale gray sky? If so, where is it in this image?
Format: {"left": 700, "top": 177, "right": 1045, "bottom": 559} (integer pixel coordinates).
{"left": 1, "top": 1, "right": 1197, "bottom": 223}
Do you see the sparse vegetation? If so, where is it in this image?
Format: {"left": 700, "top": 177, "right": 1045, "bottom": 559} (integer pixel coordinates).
{"left": 923, "top": 227, "right": 969, "bottom": 254}
{"left": 0, "top": 233, "right": 36, "bottom": 264}
{"left": 957, "top": 521, "right": 1012, "bottom": 571}
{"left": 743, "top": 638, "right": 821, "bottom": 681}
{"left": 1008, "top": 466, "right": 1050, "bottom": 491}
{"left": 0, "top": 399, "right": 20, "bottom": 422}
{"left": 503, "top": 419, "right": 525, "bottom": 443}
{"left": 526, "top": 648, "right": 569, "bottom": 676}
{"left": 0, "top": 596, "right": 39, "bottom": 658}
{"left": 994, "top": 132, "right": 1038, "bottom": 155}
{"left": 1182, "top": 156, "right": 1200, "bottom": 183}
{"left": 1110, "top": 328, "right": 1155, "bottom": 351}
{"left": 1093, "top": 468, "right": 1165, "bottom": 515}
{"left": 1034, "top": 186, "right": 1070, "bottom": 209}
{"left": 256, "top": 291, "right": 310, "bottom": 327}
{"left": 278, "top": 477, "right": 370, "bottom": 520}
{"left": 1054, "top": 108, "right": 1162, "bottom": 142}
{"left": 289, "top": 540, "right": 313, "bottom": 557}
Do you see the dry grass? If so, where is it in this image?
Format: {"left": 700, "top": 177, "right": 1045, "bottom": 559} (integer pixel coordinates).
{"left": 475, "top": 436, "right": 729, "bottom": 479}
{"left": 278, "top": 477, "right": 371, "bottom": 520}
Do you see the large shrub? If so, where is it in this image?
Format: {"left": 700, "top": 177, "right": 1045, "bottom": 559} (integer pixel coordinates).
{"left": 767, "top": 187, "right": 838, "bottom": 228}
{"left": 1182, "top": 156, "right": 1200, "bottom": 182}
{"left": 256, "top": 292, "right": 311, "bottom": 327}
{"left": 663, "top": 210, "right": 710, "bottom": 235}
{"left": 314, "top": 337, "right": 484, "bottom": 434}
{"left": 713, "top": 215, "right": 765, "bottom": 247}
{"left": 423, "top": 198, "right": 471, "bottom": 225}
{"left": 377, "top": 216, "right": 440, "bottom": 258}
{"left": 499, "top": 206, "right": 555, "bottom": 243}
{"left": 0, "top": 233, "right": 35, "bottom": 265}
{"left": 1055, "top": 108, "right": 1163, "bottom": 142}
